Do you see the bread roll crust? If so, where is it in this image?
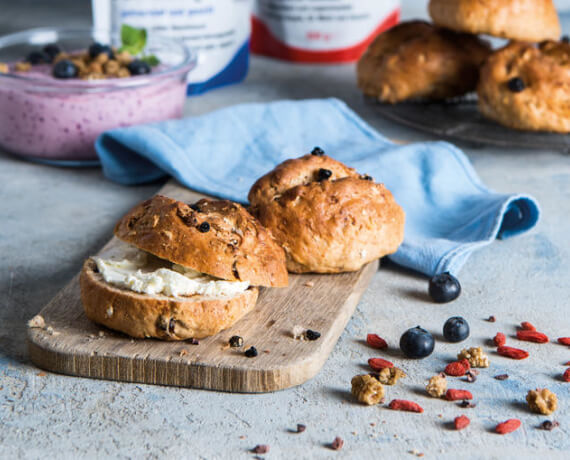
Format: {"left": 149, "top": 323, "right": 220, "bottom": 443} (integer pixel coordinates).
{"left": 114, "top": 195, "right": 288, "bottom": 288}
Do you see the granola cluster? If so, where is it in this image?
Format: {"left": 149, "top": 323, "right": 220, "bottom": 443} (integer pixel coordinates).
{"left": 375, "top": 367, "right": 406, "bottom": 385}
{"left": 55, "top": 50, "right": 134, "bottom": 80}
{"left": 526, "top": 388, "right": 558, "bottom": 415}
{"left": 426, "top": 374, "right": 447, "bottom": 398}
{"left": 351, "top": 374, "right": 385, "bottom": 405}
{"left": 458, "top": 346, "right": 489, "bottom": 368}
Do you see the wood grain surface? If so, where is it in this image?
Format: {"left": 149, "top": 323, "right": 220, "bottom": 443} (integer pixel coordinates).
{"left": 27, "top": 181, "right": 379, "bottom": 393}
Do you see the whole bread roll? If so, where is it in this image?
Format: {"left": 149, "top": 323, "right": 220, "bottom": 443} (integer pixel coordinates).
{"left": 429, "top": 0, "right": 561, "bottom": 42}
{"left": 249, "top": 151, "right": 405, "bottom": 273}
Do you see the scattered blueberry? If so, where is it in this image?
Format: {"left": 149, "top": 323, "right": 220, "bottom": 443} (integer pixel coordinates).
{"left": 229, "top": 335, "right": 243, "bottom": 348}
{"left": 244, "top": 346, "right": 258, "bottom": 358}
{"left": 428, "top": 272, "right": 461, "bottom": 303}
{"left": 26, "top": 50, "right": 49, "bottom": 65}
{"left": 305, "top": 329, "right": 321, "bottom": 341}
{"left": 362, "top": 175, "right": 373, "bottom": 181}
{"left": 507, "top": 77, "right": 525, "bottom": 93}
{"left": 562, "top": 35, "right": 569, "bottom": 43}
{"left": 198, "top": 222, "right": 210, "bottom": 233}
{"left": 311, "top": 146, "right": 325, "bottom": 156}
{"left": 89, "top": 42, "right": 114, "bottom": 59}
{"left": 42, "top": 44, "right": 61, "bottom": 61}
{"left": 52, "top": 59, "right": 78, "bottom": 79}
{"left": 443, "top": 316, "right": 470, "bottom": 343}
{"left": 127, "top": 59, "right": 151, "bottom": 76}
{"left": 317, "top": 168, "right": 332, "bottom": 181}
{"left": 399, "top": 326, "right": 435, "bottom": 359}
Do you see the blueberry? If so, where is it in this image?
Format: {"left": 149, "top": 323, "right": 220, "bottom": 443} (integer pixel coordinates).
{"left": 317, "top": 168, "right": 332, "bottom": 181}
{"left": 26, "top": 50, "right": 49, "bottom": 65}
{"left": 198, "top": 222, "right": 210, "bottom": 233}
{"left": 52, "top": 59, "right": 78, "bottom": 79}
{"left": 562, "top": 35, "right": 569, "bottom": 43}
{"left": 127, "top": 60, "right": 151, "bottom": 76}
{"left": 42, "top": 44, "right": 61, "bottom": 61}
{"left": 507, "top": 77, "right": 525, "bottom": 93}
{"left": 443, "top": 316, "right": 470, "bottom": 343}
{"left": 428, "top": 272, "right": 461, "bottom": 303}
{"left": 89, "top": 42, "right": 114, "bottom": 59}
{"left": 311, "top": 146, "right": 325, "bottom": 156}
{"left": 400, "top": 326, "right": 435, "bottom": 359}
{"left": 244, "top": 346, "right": 258, "bottom": 358}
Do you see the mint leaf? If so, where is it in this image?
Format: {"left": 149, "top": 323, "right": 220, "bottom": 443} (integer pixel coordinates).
{"left": 119, "top": 24, "right": 147, "bottom": 55}
{"left": 140, "top": 55, "right": 160, "bottom": 66}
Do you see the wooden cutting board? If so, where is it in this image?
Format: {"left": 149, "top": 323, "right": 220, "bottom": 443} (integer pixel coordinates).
{"left": 27, "top": 181, "right": 379, "bottom": 393}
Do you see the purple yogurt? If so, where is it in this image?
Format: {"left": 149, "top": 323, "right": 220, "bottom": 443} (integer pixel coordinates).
{"left": 0, "top": 28, "right": 195, "bottom": 164}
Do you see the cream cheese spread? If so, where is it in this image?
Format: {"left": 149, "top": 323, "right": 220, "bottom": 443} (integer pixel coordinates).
{"left": 92, "top": 246, "right": 249, "bottom": 298}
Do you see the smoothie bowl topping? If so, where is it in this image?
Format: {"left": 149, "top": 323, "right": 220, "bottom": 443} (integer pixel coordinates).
{"left": 0, "top": 25, "right": 195, "bottom": 163}
{"left": 7, "top": 25, "right": 160, "bottom": 81}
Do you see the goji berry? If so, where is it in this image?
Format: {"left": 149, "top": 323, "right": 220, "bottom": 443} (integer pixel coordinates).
{"left": 520, "top": 322, "right": 536, "bottom": 331}
{"left": 445, "top": 389, "right": 473, "bottom": 401}
{"left": 497, "top": 346, "right": 529, "bottom": 360}
{"left": 366, "top": 334, "right": 388, "bottom": 349}
{"left": 558, "top": 337, "right": 570, "bottom": 346}
{"left": 494, "top": 332, "right": 506, "bottom": 347}
{"left": 495, "top": 419, "right": 521, "bottom": 435}
{"left": 516, "top": 330, "right": 548, "bottom": 343}
{"left": 454, "top": 415, "right": 470, "bottom": 430}
{"left": 459, "top": 358, "right": 471, "bottom": 370}
{"left": 445, "top": 361, "right": 467, "bottom": 377}
{"left": 388, "top": 399, "right": 424, "bottom": 413}
{"left": 368, "top": 357, "right": 394, "bottom": 370}
{"left": 563, "top": 368, "right": 570, "bottom": 383}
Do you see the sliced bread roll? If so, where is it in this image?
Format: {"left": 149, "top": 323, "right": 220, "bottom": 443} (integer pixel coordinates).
{"left": 80, "top": 195, "right": 288, "bottom": 340}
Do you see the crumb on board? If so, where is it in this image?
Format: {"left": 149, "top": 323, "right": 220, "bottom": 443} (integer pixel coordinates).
{"left": 28, "top": 315, "right": 46, "bottom": 329}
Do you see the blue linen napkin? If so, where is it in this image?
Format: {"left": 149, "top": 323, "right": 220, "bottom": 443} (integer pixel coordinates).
{"left": 96, "top": 98, "right": 539, "bottom": 276}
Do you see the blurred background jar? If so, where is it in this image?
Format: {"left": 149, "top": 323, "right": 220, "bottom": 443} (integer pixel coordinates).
{"left": 92, "top": 0, "right": 252, "bottom": 94}
{"left": 250, "top": 0, "right": 401, "bottom": 63}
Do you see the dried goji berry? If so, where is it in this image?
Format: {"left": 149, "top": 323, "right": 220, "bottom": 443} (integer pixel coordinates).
{"left": 520, "top": 322, "right": 536, "bottom": 331}
{"left": 563, "top": 368, "right": 570, "bottom": 383}
{"left": 558, "top": 337, "right": 570, "bottom": 346}
{"left": 446, "top": 389, "right": 473, "bottom": 401}
{"left": 497, "top": 346, "right": 529, "bottom": 360}
{"left": 459, "top": 358, "right": 471, "bottom": 370}
{"left": 366, "top": 334, "right": 388, "bottom": 349}
{"left": 516, "top": 330, "right": 548, "bottom": 343}
{"left": 494, "top": 332, "right": 506, "bottom": 347}
{"left": 388, "top": 399, "right": 424, "bottom": 413}
{"left": 454, "top": 415, "right": 470, "bottom": 430}
{"left": 445, "top": 361, "right": 467, "bottom": 377}
{"left": 495, "top": 419, "right": 521, "bottom": 435}
{"left": 368, "top": 357, "right": 394, "bottom": 370}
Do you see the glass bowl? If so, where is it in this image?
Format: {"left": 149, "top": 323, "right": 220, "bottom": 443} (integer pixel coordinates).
{"left": 0, "top": 27, "right": 195, "bottom": 165}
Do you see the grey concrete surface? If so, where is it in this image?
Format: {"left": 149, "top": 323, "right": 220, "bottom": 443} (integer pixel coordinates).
{"left": 1, "top": 2, "right": 569, "bottom": 459}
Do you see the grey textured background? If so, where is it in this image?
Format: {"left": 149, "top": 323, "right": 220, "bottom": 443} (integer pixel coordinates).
{"left": 0, "top": 2, "right": 569, "bottom": 459}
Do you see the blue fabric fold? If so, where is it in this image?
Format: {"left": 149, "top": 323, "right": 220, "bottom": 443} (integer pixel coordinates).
{"left": 95, "top": 98, "right": 539, "bottom": 276}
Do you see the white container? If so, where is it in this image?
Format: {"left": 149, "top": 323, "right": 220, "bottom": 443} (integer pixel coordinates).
{"left": 92, "top": 0, "right": 251, "bottom": 94}
{"left": 251, "top": 0, "right": 401, "bottom": 63}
